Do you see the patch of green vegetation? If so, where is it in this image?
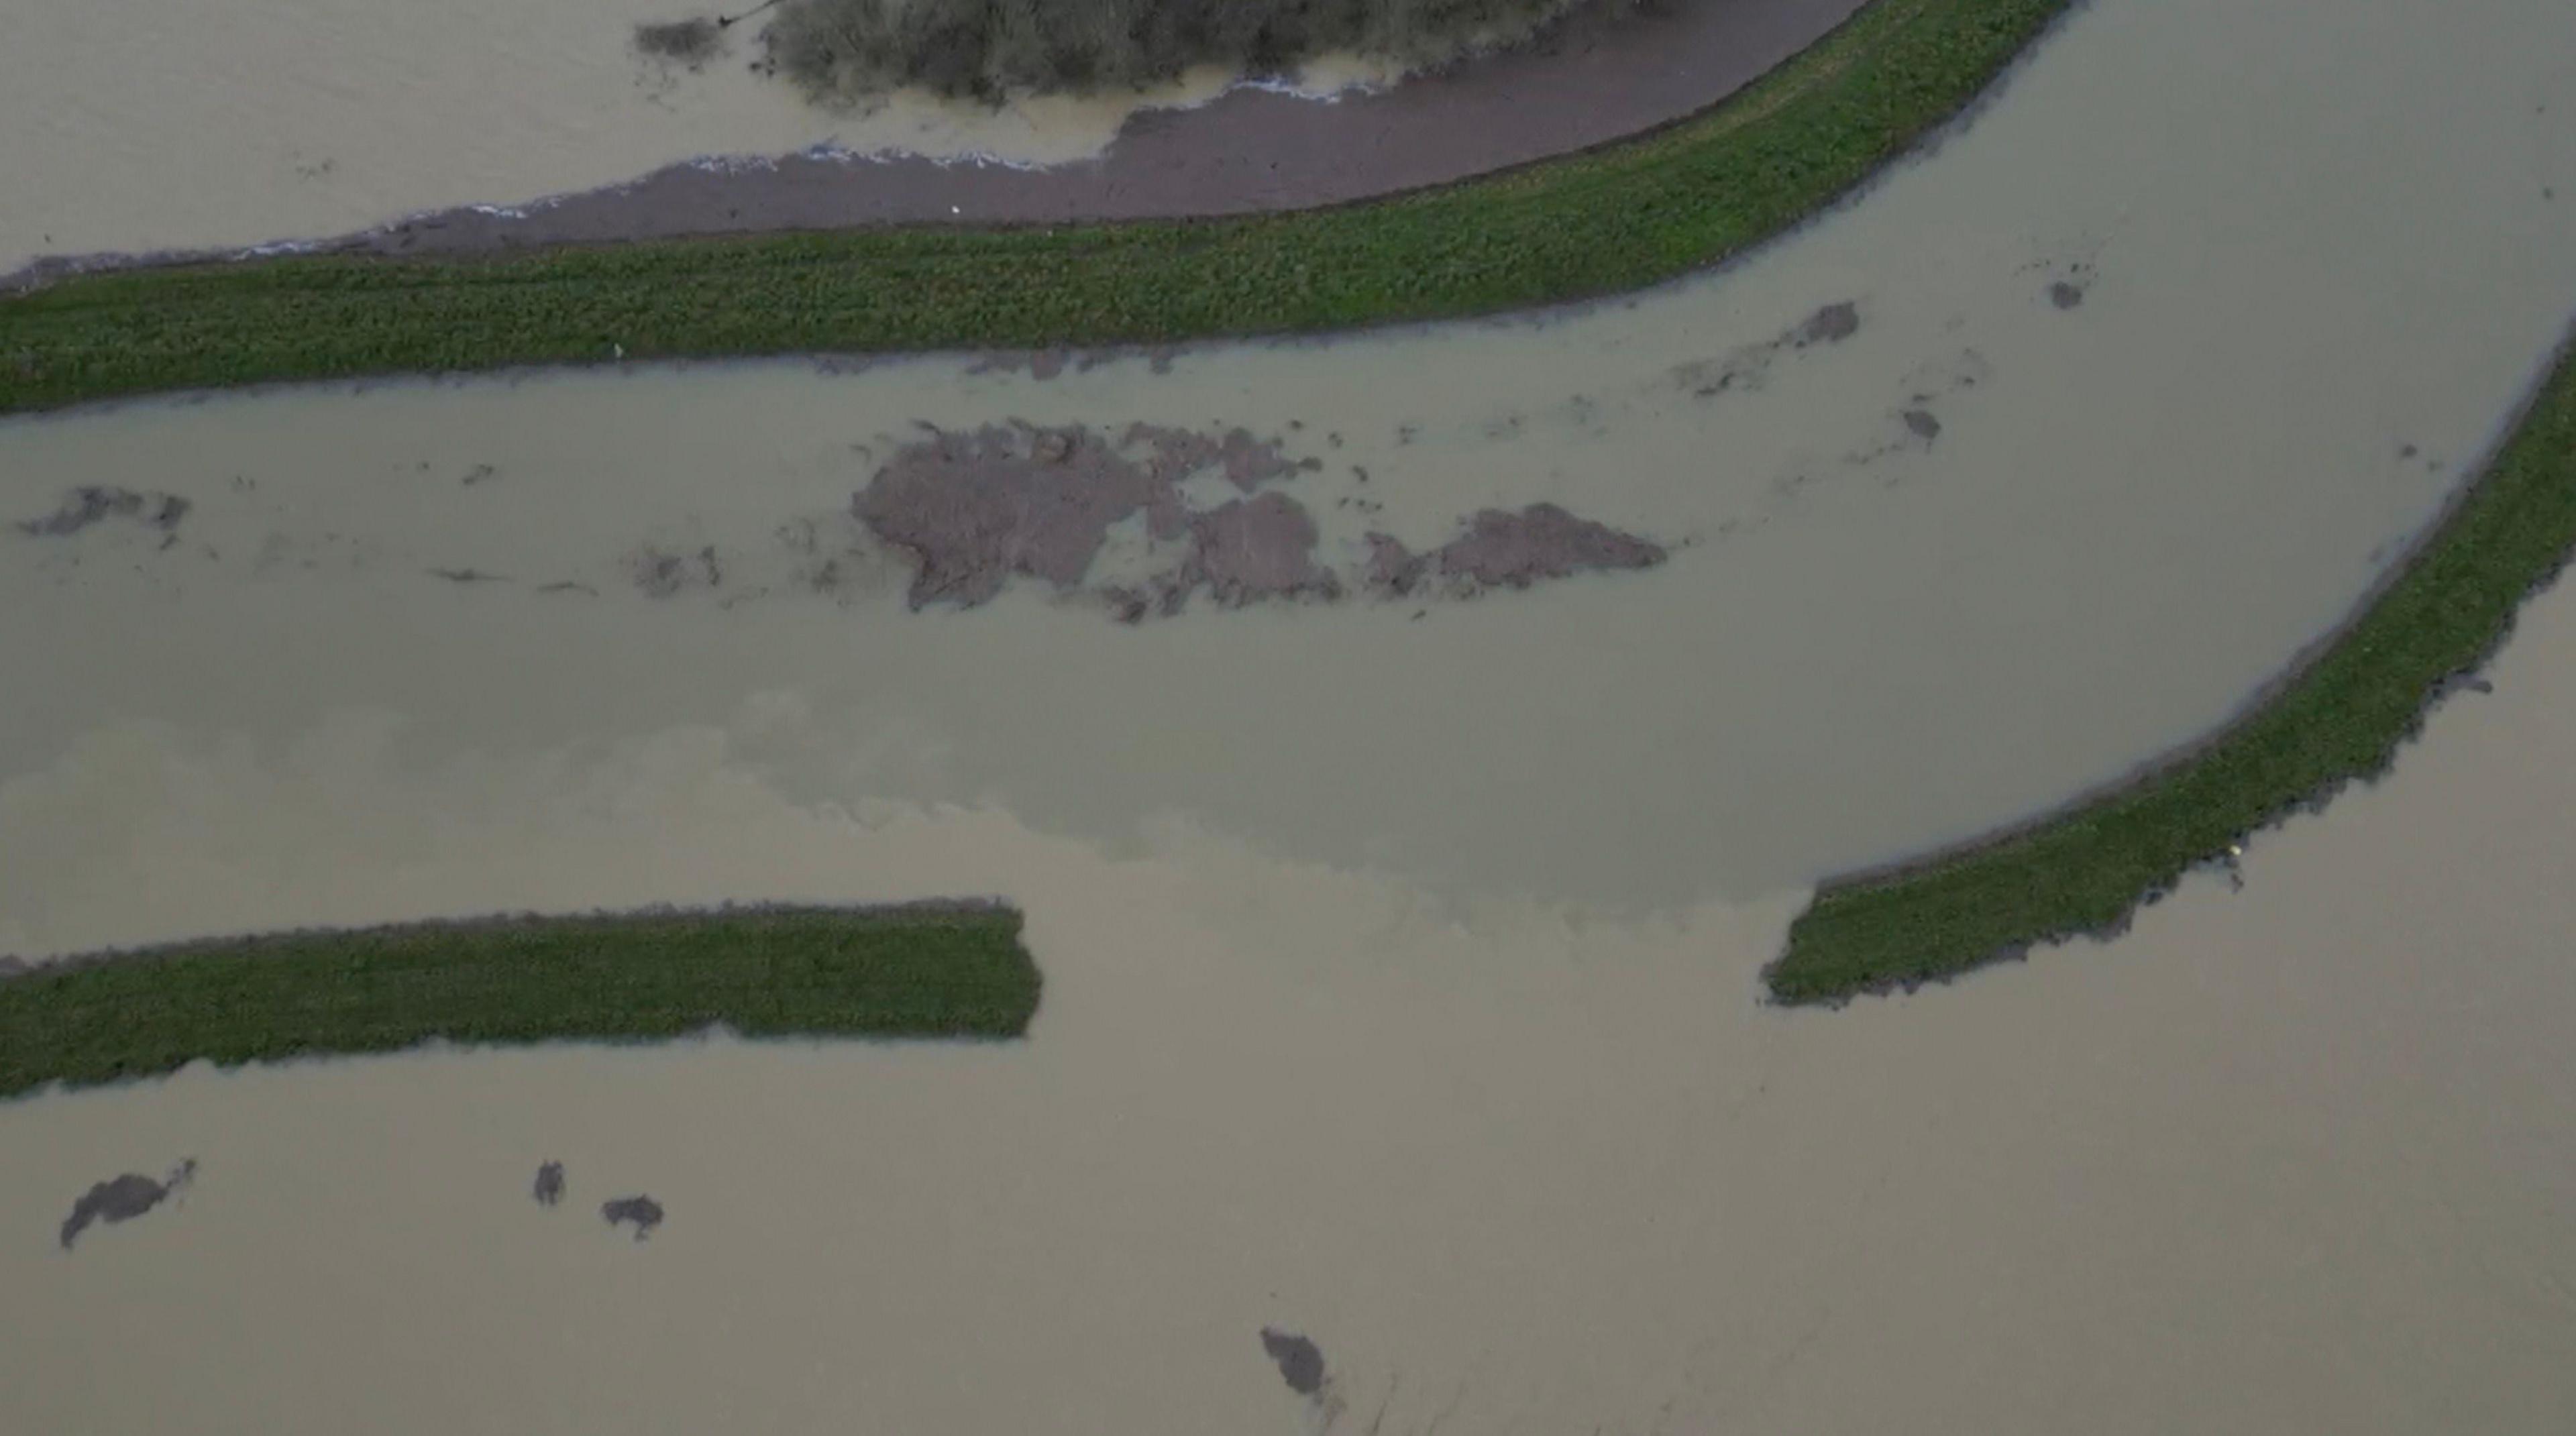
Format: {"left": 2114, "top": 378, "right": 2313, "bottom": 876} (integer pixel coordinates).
{"left": 1768, "top": 335, "right": 2576, "bottom": 1005}
{"left": 0, "top": 0, "right": 2071, "bottom": 415}
{"left": 0, "top": 903, "right": 1040, "bottom": 1099}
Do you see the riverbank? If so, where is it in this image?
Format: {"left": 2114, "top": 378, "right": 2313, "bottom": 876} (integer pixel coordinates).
{"left": 1769, "top": 331, "right": 2576, "bottom": 1003}
{"left": 0, "top": 0, "right": 2071, "bottom": 415}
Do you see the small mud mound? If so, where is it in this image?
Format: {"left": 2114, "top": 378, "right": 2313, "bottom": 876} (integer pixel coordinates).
{"left": 59, "top": 1158, "right": 196, "bottom": 1250}
{"left": 602, "top": 1194, "right": 665, "bottom": 1240}
{"left": 533, "top": 1161, "right": 566, "bottom": 1208}
{"left": 1258, "top": 1327, "right": 1327, "bottom": 1396}
{"left": 855, "top": 420, "right": 1318, "bottom": 612}
{"left": 1368, "top": 502, "right": 1666, "bottom": 599}
{"left": 634, "top": 15, "right": 726, "bottom": 69}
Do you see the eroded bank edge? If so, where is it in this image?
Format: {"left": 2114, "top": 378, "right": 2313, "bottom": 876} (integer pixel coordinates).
{"left": 0, "top": 0, "right": 2075, "bottom": 415}
{"left": 1766, "top": 326, "right": 2576, "bottom": 1006}
{"left": 0, "top": 901, "right": 1042, "bottom": 1101}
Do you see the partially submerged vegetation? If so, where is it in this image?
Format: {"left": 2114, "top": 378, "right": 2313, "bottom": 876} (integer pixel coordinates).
{"left": 759, "top": 0, "right": 1621, "bottom": 105}
{"left": 1768, "top": 334, "right": 2576, "bottom": 1005}
{"left": 633, "top": 15, "right": 728, "bottom": 69}
{"left": 0, "top": 903, "right": 1040, "bottom": 1099}
{"left": 0, "top": 0, "right": 2073, "bottom": 415}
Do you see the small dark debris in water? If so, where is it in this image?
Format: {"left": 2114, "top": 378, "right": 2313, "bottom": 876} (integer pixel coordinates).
{"left": 1901, "top": 408, "right": 1943, "bottom": 441}
{"left": 1259, "top": 1327, "right": 1326, "bottom": 1396}
{"left": 462, "top": 463, "right": 498, "bottom": 486}
{"left": 602, "top": 1195, "right": 665, "bottom": 1240}
{"left": 2047, "top": 280, "right": 2087, "bottom": 310}
{"left": 965, "top": 350, "right": 1067, "bottom": 381}
{"left": 533, "top": 1162, "right": 566, "bottom": 1208}
{"left": 633, "top": 15, "right": 724, "bottom": 68}
{"left": 2399, "top": 443, "right": 2418, "bottom": 459}
{"left": 630, "top": 543, "right": 722, "bottom": 598}
{"left": 427, "top": 567, "right": 506, "bottom": 584}
{"left": 538, "top": 580, "right": 600, "bottom": 596}
{"left": 60, "top": 1159, "right": 195, "bottom": 1250}
{"left": 1352, "top": 465, "right": 1369, "bottom": 483}
{"left": 1796, "top": 300, "right": 1860, "bottom": 346}
{"left": 19, "top": 486, "right": 191, "bottom": 537}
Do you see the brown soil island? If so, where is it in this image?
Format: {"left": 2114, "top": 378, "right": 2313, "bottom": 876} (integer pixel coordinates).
{"left": 854, "top": 421, "right": 1666, "bottom": 618}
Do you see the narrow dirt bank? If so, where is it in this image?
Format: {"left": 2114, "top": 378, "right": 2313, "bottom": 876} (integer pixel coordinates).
{"left": 1, "top": 0, "right": 1865, "bottom": 283}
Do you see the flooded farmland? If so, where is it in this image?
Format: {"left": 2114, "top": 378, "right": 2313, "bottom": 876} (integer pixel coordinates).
{"left": 5, "top": 0, "right": 2576, "bottom": 1429}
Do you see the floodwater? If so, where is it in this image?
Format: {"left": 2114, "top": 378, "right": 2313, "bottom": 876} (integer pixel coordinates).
{"left": 0, "top": 0, "right": 1396, "bottom": 274}
{"left": 5, "top": 0, "right": 2576, "bottom": 1429}
{"left": 5, "top": 0, "right": 2573, "bottom": 920}
{"left": 3, "top": 533, "right": 2576, "bottom": 1433}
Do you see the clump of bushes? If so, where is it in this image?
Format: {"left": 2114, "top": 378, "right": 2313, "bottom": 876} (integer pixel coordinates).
{"left": 757, "top": 0, "right": 1630, "bottom": 104}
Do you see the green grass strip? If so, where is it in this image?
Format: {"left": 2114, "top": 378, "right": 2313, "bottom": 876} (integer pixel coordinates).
{"left": 0, "top": 0, "right": 2070, "bottom": 415}
{"left": 1768, "top": 335, "right": 2576, "bottom": 1005}
{"left": 0, "top": 903, "right": 1041, "bottom": 1099}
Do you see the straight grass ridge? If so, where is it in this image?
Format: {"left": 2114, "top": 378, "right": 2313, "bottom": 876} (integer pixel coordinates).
{"left": 1766, "top": 331, "right": 2576, "bottom": 1005}
{"left": 0, "top": 0, "right": 2074, "bottom": 415}
{"left": 0, "top": 902, "right": 1042, "bottom": 1100}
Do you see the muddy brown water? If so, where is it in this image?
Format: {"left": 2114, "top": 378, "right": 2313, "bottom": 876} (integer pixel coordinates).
{"left": 3, "top": 0, "right": 2576, "bottom": 1429}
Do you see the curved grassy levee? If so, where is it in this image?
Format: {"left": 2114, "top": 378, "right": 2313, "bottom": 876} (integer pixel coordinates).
{"left": 0, "top": 0, "right": 2070, "bottom": 416}
{"left": 0, "top": 903, "right": 1040, "bottom": 1101}
{"left": 1768, "top": 333, "right": 2576, "bottom": 1005}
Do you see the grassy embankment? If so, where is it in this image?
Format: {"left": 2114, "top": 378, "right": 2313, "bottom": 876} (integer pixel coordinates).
{"left": 1768, "top": 337, "right": 2576, "bottom": 1004}
{"left": 0, "top": 904, "right": 1040, "bottom": 1099}
{"left": 0, "top": 0, "right": 2072, "bottom": 415}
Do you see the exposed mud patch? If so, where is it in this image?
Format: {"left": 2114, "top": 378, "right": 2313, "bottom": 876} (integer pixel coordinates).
{"left": 533, "top": 1161, "right": 566, "bottom": 1208}
{"left": 1174, "top": 494, "right": 1341, "bottom": 608}
{"left": 1258, "top": 1327, "right": 1327, "bottom": 1396}
{"left": 602, "top": 1195, "right": 665, "bottom": 1240}
{"left": 855, "top": 421, "right": 1316, "bottom": 611}
{"left": 1796, "top": 300, "right": 1861, "bottom": 345}
{"left": 859, "top": 422, "right": 1660, "bottom": 619}
{"left": 19, "top": 487, "right": 191, "bottom": 538}
{"left": 1368, "top": 502, "right": 1666, "bottom": 598}
{"left": 59, "top": 1159, "right": 195, "bottom": 1250}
